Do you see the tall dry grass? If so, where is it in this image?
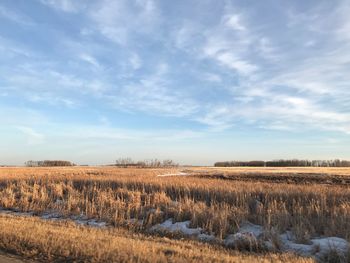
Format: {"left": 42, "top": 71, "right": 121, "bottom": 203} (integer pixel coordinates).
{"left": 0, "top": 214, "right": 314, "bottom": 263}
{"left": 0, "top": 167, "right": 349, "bottom": 243}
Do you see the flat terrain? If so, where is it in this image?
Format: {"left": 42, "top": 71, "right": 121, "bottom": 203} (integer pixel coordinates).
{"left": 0, "top": 166, "right": 349, "bottom": 262}
{"left": 188, "top": 167, "right": 350, "bottom": 185}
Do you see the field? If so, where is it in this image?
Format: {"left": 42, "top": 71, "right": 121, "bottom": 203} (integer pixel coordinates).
{"left": 0, "top": 166, "right": 349, "bottom": 262}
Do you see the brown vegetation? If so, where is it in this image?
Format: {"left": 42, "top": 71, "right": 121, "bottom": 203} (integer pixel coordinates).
{"left": 0, "top": 214, "right": 313, "bottom": 262}
{"left": 115, "top": 158, "right": 178, "bottom": 168}
{"left": 0, "top": 167, "right": 349, "bottom": 240}
{"left": 215, "top": 159, "right": 350, "bottom": 167}
{"left": 0, "top": 166, "right": 349, "bottom": 262}
{"left": 25, "top": 160, "right": 75, "bottom": 167}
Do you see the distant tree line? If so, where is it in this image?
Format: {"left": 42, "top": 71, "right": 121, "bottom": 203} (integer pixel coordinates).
{"left": 25, "top": 160, "right": 75, "bottom": 167}
{"left": 214, "top": 159, "right": 350, "bottom": 167}
{"left": 115, "top": 158, "right": 178, "bottom": 168}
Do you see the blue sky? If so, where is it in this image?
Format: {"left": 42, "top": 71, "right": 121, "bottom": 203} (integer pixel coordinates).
{"left": 1, "top": 0, "right": 350, "bottom": 165}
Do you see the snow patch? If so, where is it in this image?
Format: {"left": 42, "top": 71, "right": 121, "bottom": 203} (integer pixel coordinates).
{"left": 279, "top": 231, "right": 349, "bottom": 258}
{"left": 150, "top": 218, "right": 216, "bottom": 242}
{"left": 1, "top": 207, "right": 348, "bottom": 260}
{"left": 150, "top": 218, "right": 217, "bottom": 242}
{"left": 198, "top": 233, "right": 216, "bottom": 242}
{"left": 84, "top": 219, "right": 107, "bottom": 227}
{"left": 151, "top": 219, "right": 202, "bottom": 235}
{"left": 280, "top": 232, "right": 314, "bottom": 256}
{"left": 41, "top": 211, "right": 62, "bottom": 220}
{"left": 0, "top": 208, "right": 108, "bottom": 228}
{"left": 238, "top": 221, "right": 264, "bottom": 237}
{"left": 224, "top": 222, "right": 264, "bottom": 249}
{"left": 223, "top": 223, "right": 349, "bottom": 260}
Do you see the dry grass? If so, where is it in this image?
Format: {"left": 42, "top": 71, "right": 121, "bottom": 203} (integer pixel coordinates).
{"left": 1, "top": 167, "right": 349, "bottom": 240}
{"left": 0, "top": 214, "right": 313, "bottom": 263}
{"left": 190, "top": 167, "right": 350, "bottom": 185}
{"left": 0, "top": 166, "right": 349, "bottom": 261}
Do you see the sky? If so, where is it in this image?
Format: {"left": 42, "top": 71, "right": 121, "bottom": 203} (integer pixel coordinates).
{"left": 1, "top": 0, "right": 350, "bottom": 166}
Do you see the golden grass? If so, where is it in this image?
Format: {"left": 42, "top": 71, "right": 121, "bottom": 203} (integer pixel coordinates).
{"left": 0, "top": 167, "right": 350, "bottom": 241}
{"left": 0, "top": 166, "right": 349, "bottom": 262}
{"left": 194, "top": 166, "right": 350, "bottom": 175}
{"left": 0, "top": 214, "right": 314, "bottom": 263}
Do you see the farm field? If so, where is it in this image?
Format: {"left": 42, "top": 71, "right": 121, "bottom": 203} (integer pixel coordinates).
{"left": 0, "top": 166, "right": 349, "bottom": 262}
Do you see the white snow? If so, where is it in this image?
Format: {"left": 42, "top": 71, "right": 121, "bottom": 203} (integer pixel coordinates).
{"left": 238, "top": 221, "right": 264, "bottom": 237}
{"left": 41, "top": 211, "right": 62, "bottom": 219}
{"left": 225, "top": 232, "right": 258, "bottom": 248}
{"left": 280, "top": 232, "right": 314, "bottom": 256}
{"left": 224, "top": 222, "right": 263, "bottom": 248}
{"left": 150, "top": 218, "right": 217, "bottom": 242}
{"left": 280, "top": 232, "right": 349, "bottom": 259}
{"left": 1, "top": 206, "right": 349, "bottom": 259}
{"left": 151, "top": 219, "right": 202, "bottom": 235}
{"left": 311, "top": 237, "right": 349, "bottom": 260}
{"left": 86, "top": 219, "right": 107, "bottom": 227}
{"left": 312, "top": 236, "right": 348, "bottom": 254}
{"left": 0, "top": 208, "right": 108, "bottom": 228}
{"left": 222, "top": 222, "right": 349, "bottom": 260}
{"left": 198, "top": 233, "right": 216, "bottom": 242}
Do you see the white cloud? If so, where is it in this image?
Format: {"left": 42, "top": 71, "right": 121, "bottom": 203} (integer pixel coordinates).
{"left": 79, "top": 53, "right": 100, "bottom": 68}
{"left": 2, "top": 0, "right": 350, "bottom": 139}
{"left": 89, "top": 0, "right": 160, "bottom": 45}
{"left": 111, "top": 63, "right": 198, "bottom": 117}
{"left": 27, "top": 93, "right": 78, "bottom": 108}
{"left": 223, "top": 14, "right": 246, "bottom": 31}
{"left": 197, "top": 11, "right": 263, "bottom": 77}
{"left": 0, "top": 106, "right": 48, "bottom": 126}
{"left": 17, "top": 126, "right": 45, "bottom": 145}
{"left": 216, "top": 52, "right": 257, "bottom": 75}
{"left": 39, "top": 0, "right": 81, "bottom": 13}
{"left": 203, "top": 73, "right": 222, "bottom": 83}
{"left": 333, "top": 1, "right": 350, "bottom": 41}
{"left": 0, "top": 5, "right": 34, "bottom": 25}
{"left": 52, "top": 124, "right": 204, "bottom": 142}
{"left": 129, "top": 53, "right": 142, "bottom": 70}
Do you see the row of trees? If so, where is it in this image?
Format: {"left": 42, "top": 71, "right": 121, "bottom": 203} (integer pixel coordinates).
{"left": 214, "top": 159, "right": 350, "bottom": 167}
{"left": 115, "top": 158, "right": 178, "bottom": 168}
{"left": 25, "top": 160, "right": 75, "bottom": 167}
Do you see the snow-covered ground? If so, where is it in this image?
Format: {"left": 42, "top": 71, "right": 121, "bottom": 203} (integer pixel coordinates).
{"left": 1, "top": 207, "right": 348, "bottom": 260}
{"left": 151, "top": 219, "right": 349, "bottom": 260}
{"left": 0, "top": 207, "right": 108, "bottom": 228}
{"left": 150, "top": 219, "right": 216, "bottom": 242}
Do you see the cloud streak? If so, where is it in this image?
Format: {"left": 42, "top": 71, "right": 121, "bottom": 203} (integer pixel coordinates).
{"left": 1, "top": 0, "right": 350, "bottom": 165}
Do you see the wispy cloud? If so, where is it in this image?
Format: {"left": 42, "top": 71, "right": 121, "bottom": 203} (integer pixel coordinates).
{"left": 0, "top": 5, "right": 35, "bottom": 26}
{"left": 129, "top": 53, "right": 142, "bottom": 70}
{"left": 89, "top": 0, "right": 160, "bottom": 45}
{"left": 39, "top": 0, "right": 82, "bottom": 13}
{"left": 79, "top": 53, "right": 101, "bottom": 68}
{"left": 223, "top": 14, "right": 246, "bottom": 31}
{"left": 16, "top": 126, "right": 45, "bottom": 145}
{"left": 2, "top": 0, "right": 350, "bottom": 143}
{"left": 2, "top": 0, "right": 350, "bottom": 164}
{"left": 110, "top": 63, "right": 199, "bottom": 117}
